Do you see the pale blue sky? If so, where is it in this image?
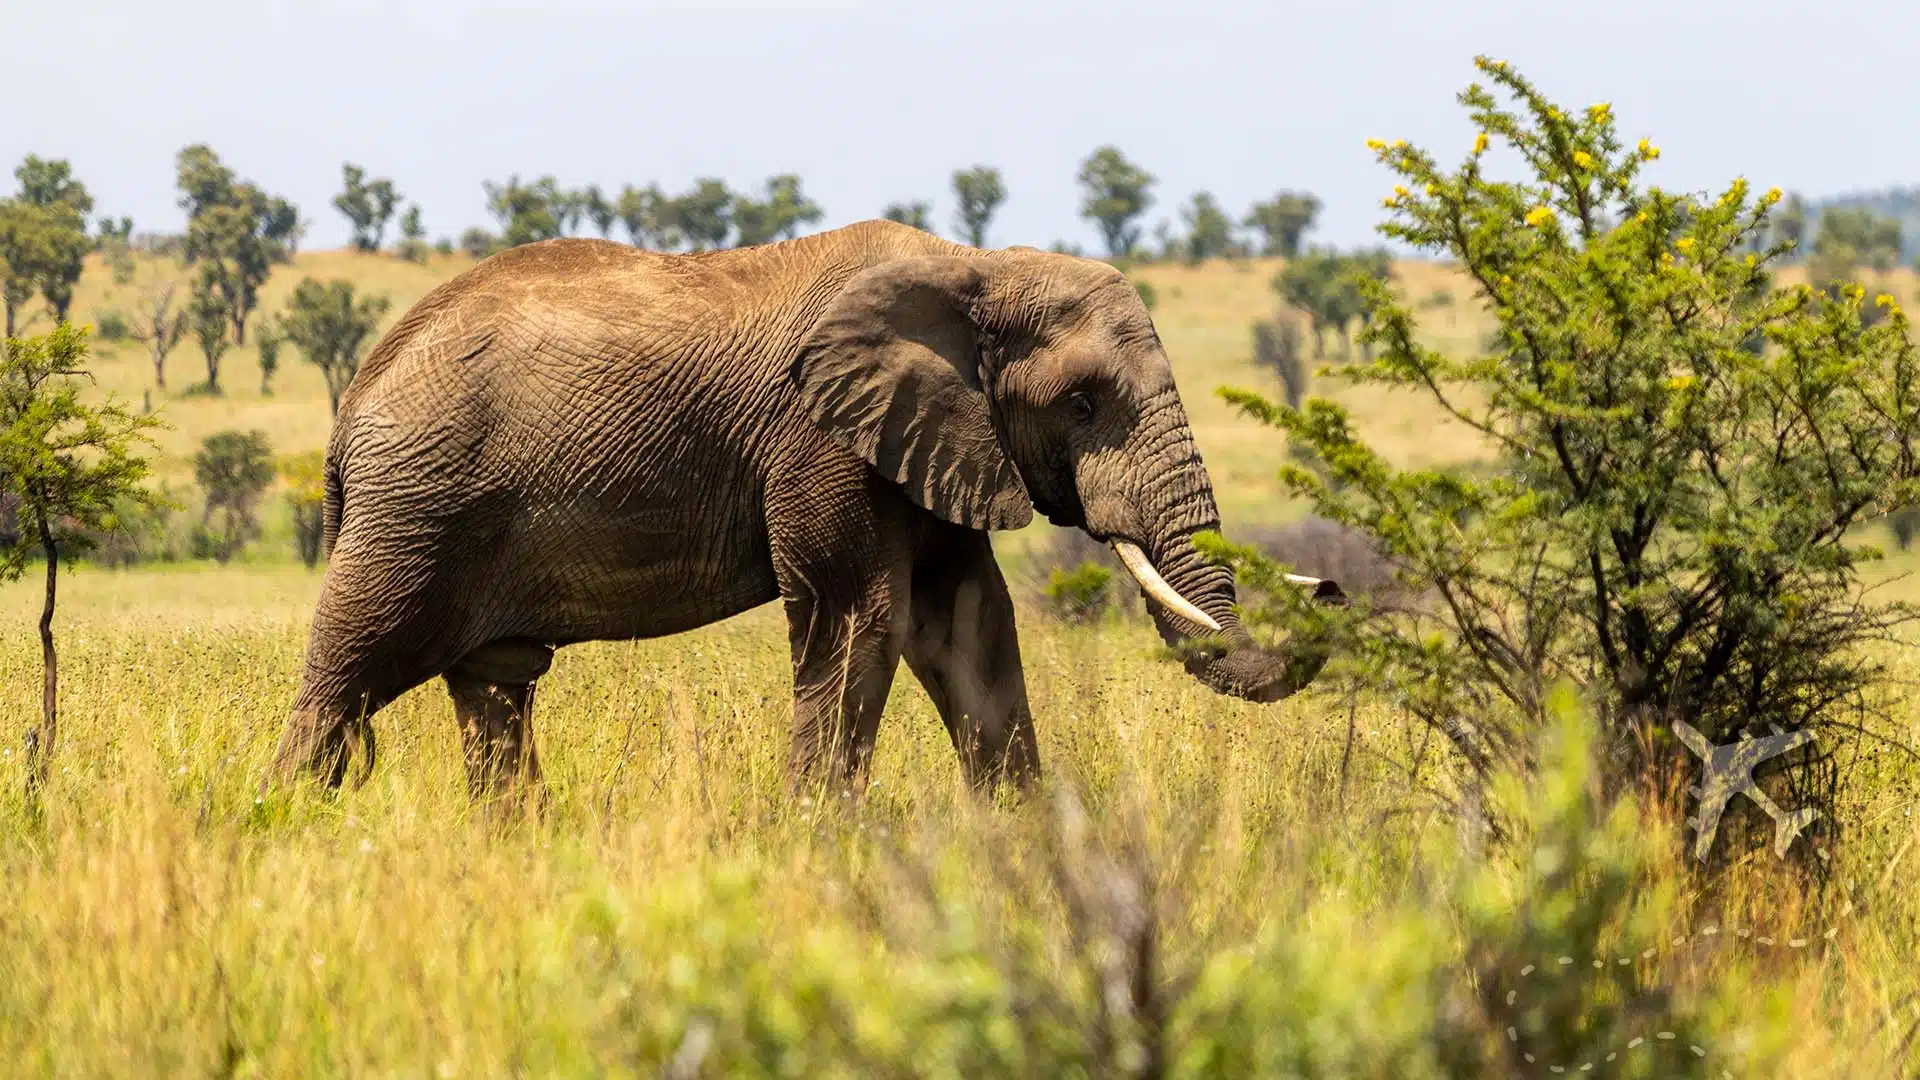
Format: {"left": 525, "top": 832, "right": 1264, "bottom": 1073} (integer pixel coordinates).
{"left": 6, "top": 0, "right": 1918, "bottom": 252}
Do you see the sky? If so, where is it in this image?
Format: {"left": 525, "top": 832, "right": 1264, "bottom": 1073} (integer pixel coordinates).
{"left": 6, "top": 0, "right": 1920, "bottom": 253}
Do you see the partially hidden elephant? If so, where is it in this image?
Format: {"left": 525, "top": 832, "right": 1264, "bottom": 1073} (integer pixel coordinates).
{"left": 268, "top": 219, "right": 1337, "bottom": 803}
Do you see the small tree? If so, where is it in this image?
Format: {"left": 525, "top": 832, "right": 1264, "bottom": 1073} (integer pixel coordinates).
{"left": 616, "top": 184, "right": 668, "bottom": 249}
{"left": 280, "top": 449, "right": 327, "bottom": 568}
{"left": 1251, "top": 313, "right": 1308, "bottom": 409}
{"left": 667, "top": 179, "right": 735, "bottom": 251}
{"left": 396, "top": 204, "right": 429, "bottom": 263}
{"left": 255, "top": 314, "right": 283, "bottom": 395}
{"left": 129, "top": 278, "right": 188, "bottom": 391}
{"left": 483, "top": 175, "right": 564, "bottom": 248}
{"left": 1076, "top": 146, "right": 1155, "bottom": 258}
{"left": 1243, "top": 191, "right": 1322, "bottom": 257}
{"left": 582, "top": 185, "right": 617, "bottom": 238}
{"left": 187, "top": 269, "right": 231, "bottom": 394}
{"left": 950, "top": 166, "right": 1006, "bottom": 248}
{"left": 1213, "top": 59, "right": 1920, "bottom": 818}
{"left": 1180, "top": 191, "right": 1235, "bottom": 264}
{"left": 192, "top": 429, "right": 273, "bottom": 563}
{"left": 882, "top": 201, "right": 933, "bottom": 232}
{"left": 280, "top": 278, "right": 392, "bottom": 415}
{"left": 332, "top": 163, "right": 400, "bottom": 253}
{"left": 0, "top": 323, "right": 163, "bottom": 798}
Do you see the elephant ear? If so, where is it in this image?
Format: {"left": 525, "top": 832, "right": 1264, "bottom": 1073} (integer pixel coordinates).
{"left": 791, "top": 256, "right": 1033, "bottom": 531}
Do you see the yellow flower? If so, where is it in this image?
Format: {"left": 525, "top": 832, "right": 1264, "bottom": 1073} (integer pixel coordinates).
{"left": 1393, "top": 185, "right": 1410, "bottom": 198}
{"left": 1473, "top": 132, "right": 1489, "bottom": 155}
{"left": 1764, "top": 186, "right": 1783, "bottom": 204}
{"left": 1639, "top": 138, "right": 1661, "bottom": 160}
{"left": 1876, "top": 293, "right": 1897, "bottom": 308}
{"left": 1524, "top": 206, "right": 1554, "bottom": 228}
{"left": 1426, "top": 183, "right": 1441, "bottom": 196}
{"left": 1391, "top": 139, "right": 1408, "bottom": 150}
{"left": 1572, "top": 151, "right": 1594, "bottom": 169}
{"left": 1547, "top": 107, "right": 1562, "bottom": 121}
{"left": 1500, "top": 274, "right": 1513, "bottom": 286}
{"left": 1661, "top": 252, "right": 1675, "bottom": 266}
{"left": 1666, "top": 374, "right": 1696, "bottom": 391}
{"left": 1366, "top": 138, "right": 1386, "bottom": 152}
{"left": 1381, "top": 196, "right": 1397, "bottom": 208}
{"left": 1588, "top": 102, "right": 1612, "bottom": 121}
{"left": 1745, "top": 253, "right": 1757, "bottom": 266}
{"left": 1675, "top": 237, "right": 1695, "bottom": 253}
{"left": 1635, "top": 211, "right": 1648, "bottom": 224}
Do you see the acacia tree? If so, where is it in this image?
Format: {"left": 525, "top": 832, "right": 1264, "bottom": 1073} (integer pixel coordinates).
{"left": 10, "top": 156, "right": 92, "bottom": 323}
{"left": 129, "top": 278, "right": 188, "bottom": 390}
{"left": 731, "top": 174, "right": 823, "bottom": 247}
{"left": 1214, "top": 59, "right": 1920, "bottom": 823}
{"left": 0, "top": 323, "right": 162, "bottom": 799}
{"left": 1077, "top": 146, "right": 1155, "bottom": 258}
{"left": 188, "top": 270, "right": 231, "bottom": 393}
{"left": 192, "top": 429, "right": 273, "bottom": 562}
{"left": 1243, "top": 191, "right": 1322, "bottom": 257}
{"left": 882, "top": 201, "right": 932, "bottom": 232}
{"left": 1180, "top": 191, "right": 1235, "bottom": 264}
{"left": 177, "top": 144, "right": 300, "bottom": 344}
{"left": 332, "top": 163, "right": 400, "bottom": 252}
{"left": 951, "top": 166, "right": 1005, "bottom": 248}
{"left": 280, "top": 277, "right": 391, "bottom": 415}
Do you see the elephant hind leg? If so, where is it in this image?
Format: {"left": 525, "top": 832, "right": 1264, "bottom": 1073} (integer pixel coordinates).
{"left": 443, "top": 639, "right": 555, "bottom": 809}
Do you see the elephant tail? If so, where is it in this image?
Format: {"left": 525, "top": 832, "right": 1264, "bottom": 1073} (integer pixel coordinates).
{"left": 321, "top": 449, "right": 344, "bottom": 560}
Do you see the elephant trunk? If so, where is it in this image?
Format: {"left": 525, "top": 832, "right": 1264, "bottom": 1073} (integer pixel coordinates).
{"left": 1115, "top": 528, "right": 1332, "bottom": 703}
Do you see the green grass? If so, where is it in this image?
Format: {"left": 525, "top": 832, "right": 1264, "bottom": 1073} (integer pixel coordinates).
{"left": 2, "top": 247, "right": 1918, "bottom": 1075}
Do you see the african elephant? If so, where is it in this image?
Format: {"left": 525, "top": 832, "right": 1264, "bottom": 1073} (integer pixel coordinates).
{"left": 268, "top": 219, "right": 1336, "bottom": 802}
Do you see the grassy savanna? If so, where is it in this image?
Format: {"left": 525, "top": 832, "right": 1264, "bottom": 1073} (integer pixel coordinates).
{"left": 2, "top": 568, "right": 1916, "bottom": 1076}
{"left": 4, "top": 218, "right": 1920, "bottom": 1073}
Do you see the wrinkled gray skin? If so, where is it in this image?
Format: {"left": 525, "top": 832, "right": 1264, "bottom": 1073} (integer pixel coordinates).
{"left": 270, "top": 219, "right": 1330, "bottom": 803}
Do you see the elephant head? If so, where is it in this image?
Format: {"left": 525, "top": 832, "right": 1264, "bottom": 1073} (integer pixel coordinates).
{"left": 790, "top": 241, "right": 1335, "bottom": 703}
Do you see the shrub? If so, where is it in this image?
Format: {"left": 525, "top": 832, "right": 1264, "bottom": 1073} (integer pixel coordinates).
{"left": 84, "top": 484, "right": 187, "bottom": 567}
{"left": 1210, "top": 58, "right": 1920, "bottom": 828}
{"left": 459, "top": 227, "right": 498, "bottom": 259}
{"left": 92, "top": 310, "right": 131, "bottom": 342}
{"left": 1043, "top": 560, "right": 1116, "bottom": 624}
{"left": 280, "top": 449, "right": 326, "bottom": 568}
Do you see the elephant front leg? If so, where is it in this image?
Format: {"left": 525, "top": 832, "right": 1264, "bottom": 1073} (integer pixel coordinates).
{"left": 903, "top": 527, "right": 1040, "bottom": 792}
{"left": 779, "top": 577, "right": 909, "bottom": 797}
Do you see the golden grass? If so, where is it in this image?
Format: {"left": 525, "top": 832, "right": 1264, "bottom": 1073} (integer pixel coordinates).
{"left": 0, "top": 567, "right": 1914, "bottom": 1075}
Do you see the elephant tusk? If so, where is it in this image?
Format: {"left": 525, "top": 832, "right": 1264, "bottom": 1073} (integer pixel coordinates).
{"left": 1109, "top": 540, "right": 1223, "bottom": 633}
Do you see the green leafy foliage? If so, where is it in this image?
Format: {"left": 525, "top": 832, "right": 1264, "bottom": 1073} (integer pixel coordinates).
{"left": 332, "top": 163, "right": 400, "bottom": 253}
{"left": 176, "top": 145, "right": 300, "bottom": 345}
{"left": 279, "top": 278, "right": 392, "bottom": 416}
{"left": 396, "top": 204, "right": 429, "bottom": 263}
{"left": 666, "top": 178, "right": 735, "bottom": 252}
{"left": 279, "top": 449, "right": 327, "bottom": 568}
{"left": 1242, "top": 191, "right": 1322, "bottom": 256}
{"left": 1215, "top": 58, "right": 1920, "bottom": 812}
{"left": 1179, "top": 191, "right": 1235, "bottom": 264}
{"left": 1077, "top": 146, "right": 1156, "bottom": 258}
{"left": 951, "top": 166, "right": 1006, "bottom": 248}
{"left": 0, "top": 322, "right": 163, "bottom": 791}
{"left": 187, "top": 268, "right": 231, "bottom": 395}
{"left": 1042, "top": 559, "right": 1115, "bottom": 624}
{"left": 882, "top": 200, "right": 932, "bottom": 232}
{"left": 731, "top": 174, "right": 824, "bottom": 248}
{"left": 191, "top": 429, "right": 274, "bottom": 564}
{"left": 484, "top": 175, "right": 565, "bottom": 248}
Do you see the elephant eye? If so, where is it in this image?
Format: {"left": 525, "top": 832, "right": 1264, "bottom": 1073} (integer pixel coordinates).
{"left": 1067, "top": 391, "right": 1096, "bottom": 424}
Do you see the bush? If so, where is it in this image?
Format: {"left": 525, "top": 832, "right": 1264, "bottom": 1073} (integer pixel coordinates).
{"left": 1043, "top": 560, "right": 1116, "bottom": 624}
{"left": 84, "top": 484, "right": 187, "bottom": 567}
{"left": 92, "top": 310, "right": 131, "bottom": 343}
{"left": 280, "top": 449, "right": 326, "bottom": 568}
{"left": 460, "top": 227, "right": 498, "bottom": 259}
{"left": 1211, "top": 58, "right": 1920, "bottom": 829}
